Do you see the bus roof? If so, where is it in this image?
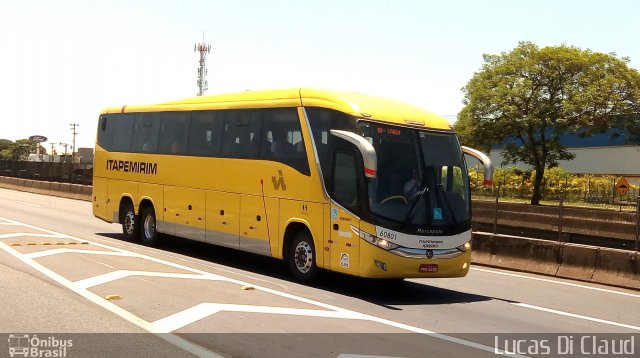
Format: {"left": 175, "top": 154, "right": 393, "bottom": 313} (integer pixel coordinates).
{"left": 102, "top": 88, "right": 451, "bottom": 130}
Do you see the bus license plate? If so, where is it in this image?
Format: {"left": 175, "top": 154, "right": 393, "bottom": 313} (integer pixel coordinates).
{"left": 419, "top": 264, "right": 438, "bottom": 273}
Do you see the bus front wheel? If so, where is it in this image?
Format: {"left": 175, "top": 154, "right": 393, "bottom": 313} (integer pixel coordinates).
{"left": 121, "top": 202, "right": 139, "bottom": 241}
{"left": 288, "top": 232, "right": 318, "bottom": 282}
{"left": 140, "top": 206, "right": 159, "bottom": 247}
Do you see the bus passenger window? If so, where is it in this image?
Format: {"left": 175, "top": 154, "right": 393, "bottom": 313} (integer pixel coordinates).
{"left": 158, "top": 113, "right": 189, "bottom": 155}
{"left": 221, "top": 110, "right": 262, "bottom": 159}
{"left": 260, "top": 108, "right": 309, "bottom": 175}
{"left": 132, "top": 114, "right": 160, "bottom": 153}
{"left": 188, "top": 111, "right": 223, "bottom": 157}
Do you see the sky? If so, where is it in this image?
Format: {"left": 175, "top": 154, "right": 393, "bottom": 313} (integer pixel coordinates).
{"left": 1, "top": 0, "right": 639, "bottom": 150}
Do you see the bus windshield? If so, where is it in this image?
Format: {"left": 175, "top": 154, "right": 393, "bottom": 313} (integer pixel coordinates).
{"left": 359, "top": 122, "right": 470, "bottom": 228}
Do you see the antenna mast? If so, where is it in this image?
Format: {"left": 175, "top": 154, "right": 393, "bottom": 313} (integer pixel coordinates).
{"left": 194, "top": 33, "right": 212, "bottom": 96}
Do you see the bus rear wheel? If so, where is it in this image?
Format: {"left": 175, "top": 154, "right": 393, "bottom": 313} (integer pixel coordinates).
{"left": 288, "top": 232, "right": 318, "bottom": 282}
{"left": 140, "top": 206, "right": 159, "bottom": 247}
{"left": 121, "top": 202, "right": 139, "bottom": 241}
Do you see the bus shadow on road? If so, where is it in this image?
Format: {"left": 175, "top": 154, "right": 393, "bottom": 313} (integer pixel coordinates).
{"left": 96, "top": 232, "right": 492, "bottom": 308}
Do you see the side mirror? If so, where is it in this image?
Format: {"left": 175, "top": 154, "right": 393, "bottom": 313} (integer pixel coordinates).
{"left": 330, "top": 130, "right": 377, "bottom": 178}
{"left": 461, "top": 146, "right": 494, "bottom": 186}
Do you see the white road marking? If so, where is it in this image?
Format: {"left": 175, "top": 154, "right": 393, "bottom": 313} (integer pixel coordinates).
{"left": 0, "top": 233, "right": 66, "bottom": 240}
{"left": 151, "top": 303, "right": 365, "bottom": 332}
{"left": 15, "top": 201, "right": 44, "bottom": 208}
{"left": 0, "top": 215, "right": 520, "bottom": 357}
{"left": 471, "top": 267, "right": 640, "bottom": 299}
{"left": 87, "top": 235, "right": 291, "bottom": 290}
{"left": 74, "top": 270, "right": 229, "bottom": 289}
{"left": 514, "top": 303, "right": 640, "bottom": 331}
{"left": 0, "top": 240, "right": 221, "bottom": 358}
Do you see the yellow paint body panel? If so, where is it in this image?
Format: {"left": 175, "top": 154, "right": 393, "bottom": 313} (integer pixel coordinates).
{"left": 102, "top": 88, "right": 450, "bottom": 130}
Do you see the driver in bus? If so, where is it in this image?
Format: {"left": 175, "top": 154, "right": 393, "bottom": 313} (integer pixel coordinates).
{"left": 403, "top": 169, "right": 423, "bottom": 199}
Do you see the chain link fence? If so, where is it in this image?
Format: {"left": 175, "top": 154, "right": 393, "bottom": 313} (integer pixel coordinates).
{"left": 470, "top": 167, "right": 639, "bottom": 212}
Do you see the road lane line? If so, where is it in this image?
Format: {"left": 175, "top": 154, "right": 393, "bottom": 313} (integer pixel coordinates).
{"left": 513, "top": 303, "right": 640, "bottom": 331}
{"left": 0, "top": 240, "right": 221, "bottom": 358}
{"left": 0, "top": 215, "right": 523, "bottom": 357}
{"left": 15, "top": 201, "right": 44, "bottom": 208}
{"left": 471, "top": 267, "right": 640, "bottom": 299}
{"left": 74, "top": 270, "right": 228, "bottom": 289}
{"left": 0, "top": 233, "right": 66, "bottom": 240}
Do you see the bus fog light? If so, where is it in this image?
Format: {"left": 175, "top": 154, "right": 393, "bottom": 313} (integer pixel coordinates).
{"left": 462, "top": 262, "right": 468, "bottom": 270}
{"left": 375, "top": 260, "right": 387, "bottom": 271}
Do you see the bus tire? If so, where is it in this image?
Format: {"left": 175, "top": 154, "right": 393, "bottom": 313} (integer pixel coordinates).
{"left": 288, "top": 231, "right": 318, "bottom": 282}
{"left": 121, "top": 202, "right": 139, "bottom": 241}
{"left": 140, "top": 206, "right": 159, "bottom": 247}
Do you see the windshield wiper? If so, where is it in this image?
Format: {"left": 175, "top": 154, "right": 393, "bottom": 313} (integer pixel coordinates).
{"left": 401, "top": 186, "right": 429, "bottom": 227}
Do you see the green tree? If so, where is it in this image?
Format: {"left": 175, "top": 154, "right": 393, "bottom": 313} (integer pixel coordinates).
{"left": 456, "top": 42, "right": 640, "bottom": 205}
{"left": 0, "top": 139, "right": 45, "bottom": 160}
{"left": 0, "top": 139, "right": 16, "bottom": 160}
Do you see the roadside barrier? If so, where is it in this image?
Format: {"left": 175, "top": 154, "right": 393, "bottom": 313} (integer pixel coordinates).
{"left": 472, "top": 232, "right": 639, "bottom": 290}
{"left": 0, "top": 175, "right": 91, "bottom": 201}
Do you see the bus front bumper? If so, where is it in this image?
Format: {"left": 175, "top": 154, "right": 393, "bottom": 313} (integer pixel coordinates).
{"left": 358, "top": 242, "right": 471, "bottom": 279}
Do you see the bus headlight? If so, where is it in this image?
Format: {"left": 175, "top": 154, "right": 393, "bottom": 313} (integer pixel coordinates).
{"left": 355, "top": 227, "right": 399, "bottom": 251}
{"left": 457, "top": 242, "right": 471, "bottom": 252}
{"left": 376, "top": 238, "right": 399, "bottom": 250}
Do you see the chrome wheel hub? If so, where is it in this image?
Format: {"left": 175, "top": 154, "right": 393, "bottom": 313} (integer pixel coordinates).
{"left": 123, "top": 211, "right": 135, "bottom": 234}
{"left": 294, "top": 241, "right": 313, "bottom": 273}
{"left": 143, "top": 214, "right": 155, "bottom": 239}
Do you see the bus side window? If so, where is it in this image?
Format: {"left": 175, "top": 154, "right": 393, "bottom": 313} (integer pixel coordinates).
{"left": 97, "top": 115, "right": 113, "bottom": 150}
{"left": 110, "top": 114, "right": 135, "bottom": 152}
{"left": 188, "top": 111, "right": 223, "bottom": 157}
{"left": 221, "top": 110, "right": 262, "bottom": 159}
{"left": 132, "top": 114, "right": 160, "bottom": 153}
{"left": 261, "top": 108, "right": 309, "bottom": 175}
{"left": 158, "top": 112, "right": 189, "bottom": 154}
{"left": 306, "top": 107, "right": 356, "bottom": 189}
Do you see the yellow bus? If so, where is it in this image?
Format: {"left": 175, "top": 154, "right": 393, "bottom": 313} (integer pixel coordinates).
{"left": 92, "top": 88, "right": 493, "bottom": 281}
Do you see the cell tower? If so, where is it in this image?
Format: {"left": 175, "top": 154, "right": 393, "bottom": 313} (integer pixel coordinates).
{"left": 194, "top": 34, "right": 212, "bottom": 96}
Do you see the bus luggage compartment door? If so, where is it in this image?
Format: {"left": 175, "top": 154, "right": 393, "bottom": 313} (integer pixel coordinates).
{"left": 239, "top": 194, "right": 274, "bottom": 256}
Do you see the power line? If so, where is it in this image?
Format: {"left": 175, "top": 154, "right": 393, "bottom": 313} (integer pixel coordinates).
{"left": 194, "top": 33, "right": 212, "bottom": 96}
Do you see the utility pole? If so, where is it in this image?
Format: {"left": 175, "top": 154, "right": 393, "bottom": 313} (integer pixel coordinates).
{"left": 50, "top": 143, "right": 56, "bottom": 162}
{"left": 59, "top": 143, "right": 69, "bottom": 156}
{"left": 70, "top": 123, "right": 79, "bottom": 164}
{"left": 194, "top": 33, "right": 212, "bottom": 96}
{"left": 59, "top": 142, "right": 70, "bottom": 162}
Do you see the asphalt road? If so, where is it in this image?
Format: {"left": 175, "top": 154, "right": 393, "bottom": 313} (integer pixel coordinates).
{"left": 0, "top": 187, "right": 639, "bottom": 358}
